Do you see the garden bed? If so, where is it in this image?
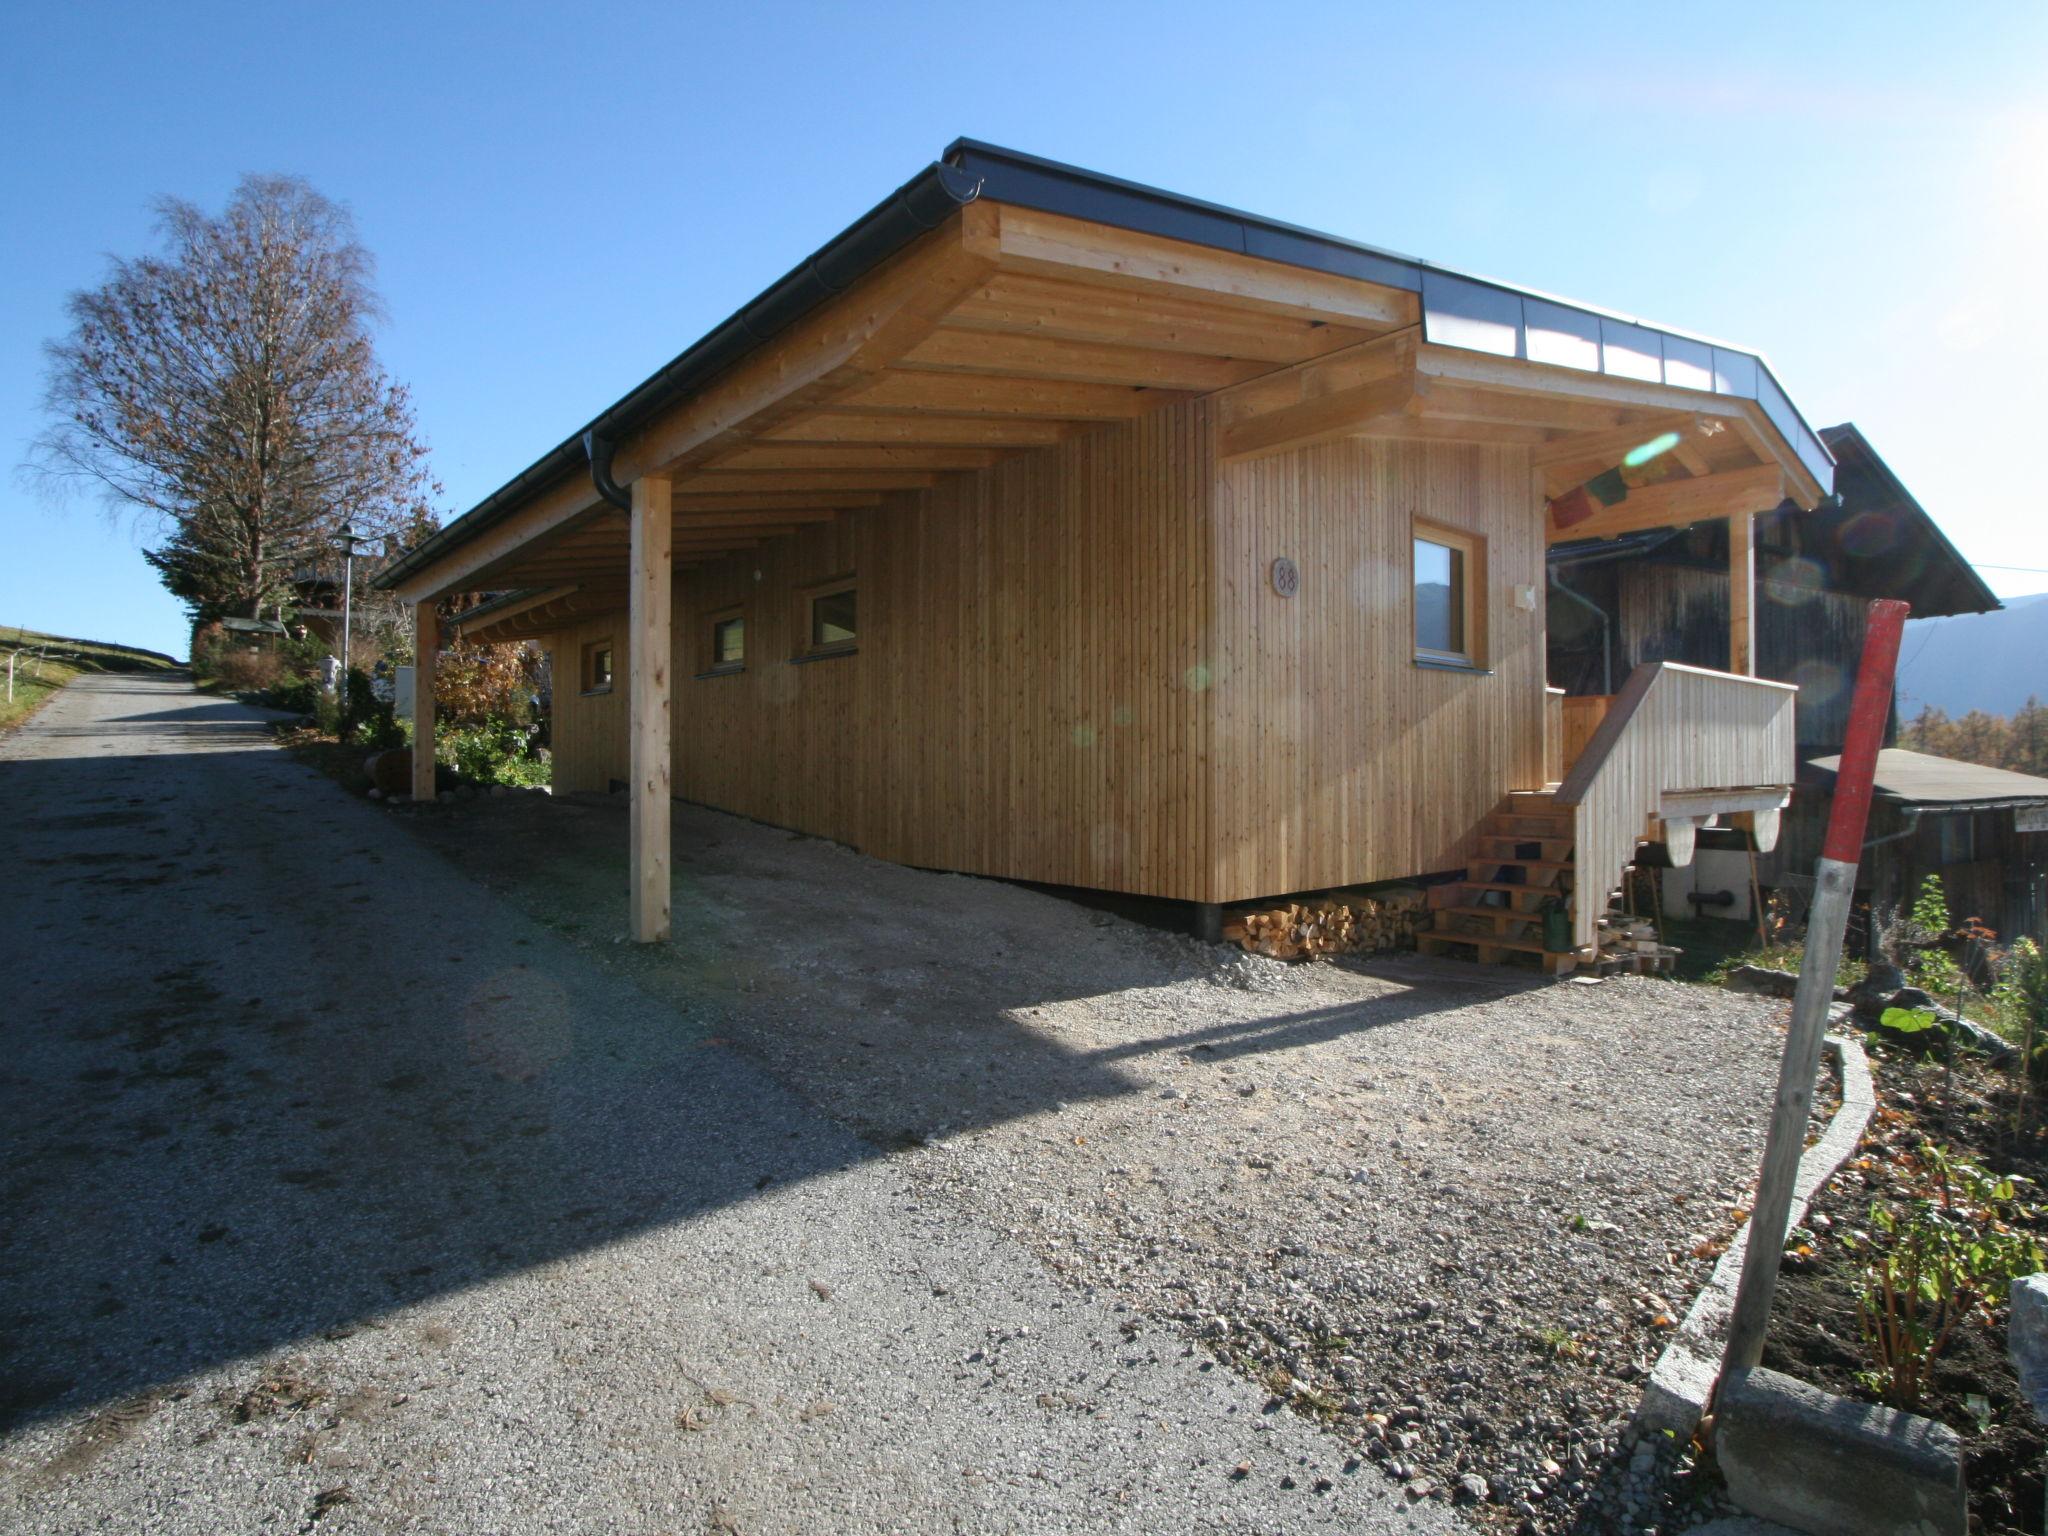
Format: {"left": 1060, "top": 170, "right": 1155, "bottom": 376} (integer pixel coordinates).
{"left": 1760, "top": 1040, "right": 2047, "bottom": 1536}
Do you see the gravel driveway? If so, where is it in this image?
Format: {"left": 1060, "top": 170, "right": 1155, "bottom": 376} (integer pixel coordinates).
{"left": 0, "top": 674, "right": 1455, "bottom": 1536}
{"left": 406, "top": 766, "right": 1799, "bottom": 1532}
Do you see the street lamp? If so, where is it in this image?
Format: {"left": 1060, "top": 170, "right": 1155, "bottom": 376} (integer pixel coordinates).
{"left": 332, "top": 522, "right": 365, "bottom": 691}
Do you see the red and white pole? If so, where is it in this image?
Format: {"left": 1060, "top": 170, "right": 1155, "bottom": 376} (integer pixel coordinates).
{"left": 1721, "top": 598, "right": 1909, "bottom": 1373}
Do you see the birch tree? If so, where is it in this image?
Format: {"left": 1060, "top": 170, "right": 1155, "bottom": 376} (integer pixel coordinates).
{"left": 32, "top": 175, "right": 436, "bottom": 623}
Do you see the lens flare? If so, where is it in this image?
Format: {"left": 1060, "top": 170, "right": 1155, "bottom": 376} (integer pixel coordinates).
{"left": 1623, "top": 432, "right": 1682, "bottom": 468}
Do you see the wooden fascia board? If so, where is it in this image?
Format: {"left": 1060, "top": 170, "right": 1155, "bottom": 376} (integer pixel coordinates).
{"left": 394, "top": 477, "right": 605, "bottom": 605}
{"left": 1416, "top": 342, "right": 1824, "bottom": 508}
{"left": 1544, "top": 463, "right": 1786, "bottom": 543}
{"left": 452, "top": 586, "right": 578, "bottom": 641}
{"left": 616, "top": 204, "right": 1003, "bottom": 483}
{"left": 987, "top": 203, "right": 1418, "bottom": 329}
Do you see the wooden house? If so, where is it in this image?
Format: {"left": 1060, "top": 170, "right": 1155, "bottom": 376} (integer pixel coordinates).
{"left": 374, "top": 141, "right": 1835, "bottom": 964}
{"left": 1547, "top": 424, "right": 2044, "bottom": 943}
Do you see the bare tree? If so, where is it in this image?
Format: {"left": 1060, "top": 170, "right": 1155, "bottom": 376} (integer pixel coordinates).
{"left": 30, "top": 175, "right": 436, "bottom": 624}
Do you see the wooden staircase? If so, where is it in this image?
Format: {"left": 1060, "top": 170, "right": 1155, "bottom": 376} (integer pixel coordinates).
{"left": 1416, "top": 790, "right": 1585, "bottom": 974}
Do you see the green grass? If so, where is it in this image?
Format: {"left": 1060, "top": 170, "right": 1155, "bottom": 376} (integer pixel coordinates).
{"left": 0, "top": 625, "right": 181, "bottom": 733}
{"left": 1657, "top": 912, "right": 1868, "bottom": 991}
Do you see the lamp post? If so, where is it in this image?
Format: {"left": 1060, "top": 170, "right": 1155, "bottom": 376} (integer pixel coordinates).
{"left": 332, "top": 522, "right": 365, "bottom": 693}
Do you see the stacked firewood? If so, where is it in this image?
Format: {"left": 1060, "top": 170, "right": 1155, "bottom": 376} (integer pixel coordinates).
{"left": 1223, "top": 892, "right": 1426, "bottom": 961}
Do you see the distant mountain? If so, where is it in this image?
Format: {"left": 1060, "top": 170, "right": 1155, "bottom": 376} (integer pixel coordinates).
{"left": 1896, "top": 593, "right": 2048, "bottom": 719}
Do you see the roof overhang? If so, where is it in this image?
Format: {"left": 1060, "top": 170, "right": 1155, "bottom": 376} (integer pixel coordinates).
{"left": 1806, "top": 748, "right": 2048, "bottom": 812}
{"left": 378, "top": 139, "right": 1835, "bottom": 610}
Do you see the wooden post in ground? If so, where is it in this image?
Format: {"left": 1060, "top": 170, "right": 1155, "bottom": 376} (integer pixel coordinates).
{"left": 1720, "top": 598, "right": 1908, "bottom": 1376}
{"left": 411, "top": 600, "right": 438, "bottom": 802}
{"left": 629, "top": 473, "right": 673, "bottom": 943}
{"left": 1729, "top": 509, "right": 1756, "bottom": 677}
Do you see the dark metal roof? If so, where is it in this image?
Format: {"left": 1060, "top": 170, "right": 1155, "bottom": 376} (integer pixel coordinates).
{"left": 382, "top": 138, "right": 1836, "bottom": 594}
{"left": 1806, "top": 747, "right": 2048, "bottom": 810}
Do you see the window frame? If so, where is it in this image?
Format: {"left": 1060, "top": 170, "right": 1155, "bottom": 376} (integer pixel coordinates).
{"left": 797, "top": 576, "right": 858, "bottom": 660}
{"left": 1410, "top": 518, "right": 1487, "bottom": 670}
{"left": 579, "top": 637, "right": 615, "bottom": 696}
{"left": 700, "top": 605, "right": 746, "bottom": 678}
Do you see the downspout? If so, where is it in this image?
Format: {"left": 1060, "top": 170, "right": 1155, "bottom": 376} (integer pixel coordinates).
{"left": 1548, "top": 566, "right": 1613, "bottom": 696}
{"left": 583, "top": 431, "right": 633, "bottom": 512}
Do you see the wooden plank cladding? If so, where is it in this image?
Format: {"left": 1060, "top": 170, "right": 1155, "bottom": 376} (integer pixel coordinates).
{"left": 541, "top": 406, "right": 1551, "bottom": 906}
{"left": 548, "top": 400, "right": 1221, "bottom": 901}
{"left": 1208, "top": 436, "right": 1548, "bottom": 902}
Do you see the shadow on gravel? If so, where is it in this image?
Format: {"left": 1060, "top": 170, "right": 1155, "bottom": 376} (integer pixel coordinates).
{"left": 0, "top": 683, "right": 1162, "bottom": 1437}
{"left": 0, "top": 675, "right": 1546, "bottom": 1451}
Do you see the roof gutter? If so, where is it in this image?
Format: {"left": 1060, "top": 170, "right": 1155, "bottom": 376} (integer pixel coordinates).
{"left": 375, "top": 159, "right": 983, "bottom": 592}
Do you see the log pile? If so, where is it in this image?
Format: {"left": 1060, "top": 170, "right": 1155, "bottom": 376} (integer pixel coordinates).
{"left": 1222, "top": 892, "right": 1427, "bottom": 961}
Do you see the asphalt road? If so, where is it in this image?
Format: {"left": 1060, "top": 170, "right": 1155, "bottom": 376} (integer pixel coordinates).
{"left": 0, "top": 673, "right": 1448, "bottom": 1535}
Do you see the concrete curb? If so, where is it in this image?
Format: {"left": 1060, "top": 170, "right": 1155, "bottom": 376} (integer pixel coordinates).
{"left": 1635, "top": 1026, "right": 1877, "bottom": 1439}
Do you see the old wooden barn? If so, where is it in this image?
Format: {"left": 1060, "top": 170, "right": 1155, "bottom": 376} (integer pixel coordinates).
{"left": 375, "top": 141, "right": 1837, "bottom": 965}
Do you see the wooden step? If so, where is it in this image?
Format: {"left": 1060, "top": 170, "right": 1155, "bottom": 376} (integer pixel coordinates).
{"left": 1470, "top": 857, "right": 1575, "bottom": 872}
{"left": 1435, "top": 905, "right": 1543, "bottom": 925}
{"left": 1458, "top": 880, "right": 1562, "bottom": 896}
{"left": 1417, "top": 930, "right": 1577, "bottom": 975}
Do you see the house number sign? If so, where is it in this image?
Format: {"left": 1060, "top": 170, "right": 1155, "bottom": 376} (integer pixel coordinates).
{"left": 1270, "top": 557, "right": 1300, "bottom": 598}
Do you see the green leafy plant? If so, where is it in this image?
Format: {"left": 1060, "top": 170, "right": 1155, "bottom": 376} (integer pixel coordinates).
{"left": 1842, "top": 1145, "right": 2045, "bottom": 1409}
{"left": 437, "top": 715, "right": 549, "bottom": 788}
{"left": 1877, "top": 1006, "right": 1941, "bottom": 1038}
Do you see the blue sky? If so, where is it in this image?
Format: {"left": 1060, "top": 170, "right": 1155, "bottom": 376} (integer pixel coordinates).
{"left": 3, "top": 1, "right": 2044, "bottom": 661}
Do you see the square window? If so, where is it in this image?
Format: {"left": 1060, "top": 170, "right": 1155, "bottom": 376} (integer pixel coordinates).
{"left": 580, "top": 639, "right": 614, "bottom": 694}
{"left": 808, "top": 586, "right": 857, "bottom": 652}
{"left": 1412, "top": 521, "right": 1485, "bottom": 667}
{"left": 712, "top": 615, "right": 744, "bottom": 667}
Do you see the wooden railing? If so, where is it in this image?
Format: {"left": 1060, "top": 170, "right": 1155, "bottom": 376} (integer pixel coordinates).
{"left": 1559, "top": 694, "right": 1612, "bottom": 777}
{"left": 1544, "top": 687, "right": 1566, "bottom": 785}
{"left": 1552, "top": 662, "right": 1798, "bottom": 950}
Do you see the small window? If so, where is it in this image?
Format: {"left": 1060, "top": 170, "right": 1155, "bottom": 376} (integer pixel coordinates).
{"left": 580, "top": 639, "right": 614, "bottom": 695}
{"left": 712, "top": 615, "right": 745, "bottom": 668}
{"left": 1412, "top": 520, "right": 1484, "bottom": 667}
{"left": 805, "top": 582, "right": 857, "bottom": 655}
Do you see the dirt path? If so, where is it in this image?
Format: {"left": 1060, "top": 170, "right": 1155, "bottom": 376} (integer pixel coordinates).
{"left": 0, "top": 673, "right": 1448, "bottom": 1536}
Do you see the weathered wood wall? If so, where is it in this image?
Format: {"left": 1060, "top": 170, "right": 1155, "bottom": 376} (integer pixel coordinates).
{"left": 543, "top": 411, "right": 1547, "bottom": 904}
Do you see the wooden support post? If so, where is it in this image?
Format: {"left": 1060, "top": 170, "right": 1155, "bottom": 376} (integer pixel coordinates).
{"left": 629, "top": 473, "right": 673, "bottom": 943}
{"left": 411, "top": 600, "right": 437, "bottom": 802}
{"left": 1729, "top": 509, "right": 1756, "bottom": 677}
{"left": 1721, "top": 599, "right": 1908, "bottom": 1378}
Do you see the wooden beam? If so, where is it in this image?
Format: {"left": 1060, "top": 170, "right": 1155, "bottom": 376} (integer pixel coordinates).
{"left": 669, "top": 492, "right": 884, "bottom": 512}
{"left": 990, "top": 204, "right": 1417, "bottom": 329}
{"left": 411, "top": 600, "right": 437, "bottom": 802}
{"left": 1528, "top": 414, "right": 1702, "bottom": 471}
{"left": 763, "top": 412, "right": 1066, "bottom": 447}
{"left": 1416, "top": 381, "right": 1640, "bottom": 436}
{"left": 1545, "top": 463, "right": 1786, "bottom": 543}
{"left": 1215, "top": 330, "right": 1418, "bottom": 460}
{"left": 1416, "top": 340, "right": 1826, "bottom": 507}
{"left": 671, "top": 469, "right": 936, "bottom": 494}
{"left": 706, "top": 444, "right": 1001, "bottom": 472}
{"left": 835, "top": 371, "right": 1174, "bottom": 420}
{"left": 1347, "top": 414, "right": 1553, "bottom": 449}
{"left": 1730, "top": 507, "right": 1756, "bottom": 676}
{"left": 899, "top": 328, "right": 1264, "bottom": 391}
{"left": 629, "top": 475, "right": 672, "bottom": 943}
{"left": 620, "top": 204, "right": 1003, "bottom": 482}
{"left": 946, "top": 271, "right": 1375, "bottom": 363}
{"left": 451, "top": 586, "right": 578, "bottom": 641}
{"left": 393, "top": 475, "right": 604, "bottom": 605}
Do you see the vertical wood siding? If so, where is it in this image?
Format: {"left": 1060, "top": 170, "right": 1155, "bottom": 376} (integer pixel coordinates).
{"left": 1208, "top": 439, "right": 1546, "bottom": 901}
{"left": 542, "top": 415, "right": 1549, "bottom": 905}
